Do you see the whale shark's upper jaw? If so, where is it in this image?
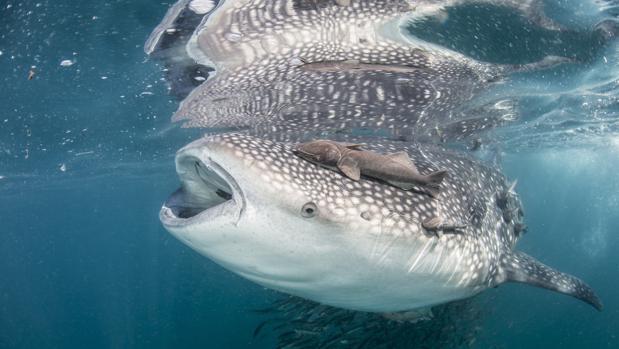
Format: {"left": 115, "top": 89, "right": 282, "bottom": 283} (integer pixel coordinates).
{"left": 160, "top": 139, "right": 245, "bottom": 230}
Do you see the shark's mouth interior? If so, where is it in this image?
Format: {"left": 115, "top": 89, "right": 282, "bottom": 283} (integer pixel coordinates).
{"left": 160, "top": 154, "right": 242, "bottom": 225}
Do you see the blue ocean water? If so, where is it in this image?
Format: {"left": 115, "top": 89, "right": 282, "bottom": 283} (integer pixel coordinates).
{"left": 1, "top": 0, "right": 618, "bottom": 348}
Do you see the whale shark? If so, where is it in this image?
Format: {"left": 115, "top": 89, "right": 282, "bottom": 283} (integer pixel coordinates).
{"left": 160, "top": 133, "right": 602, "bottom": 312}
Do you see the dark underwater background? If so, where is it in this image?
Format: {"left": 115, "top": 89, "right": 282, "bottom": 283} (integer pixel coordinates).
{"left": 1, "top": 0, "right": 618, "bottom": 348}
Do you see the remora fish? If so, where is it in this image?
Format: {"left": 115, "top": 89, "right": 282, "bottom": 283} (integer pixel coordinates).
{"left": 294, "top": 139, "right": 448, "bottom": 198}
{"left": 160, "top": 133, "right": 602, "bottom": 312}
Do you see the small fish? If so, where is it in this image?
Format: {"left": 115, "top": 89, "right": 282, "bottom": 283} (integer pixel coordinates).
{"left": 507, "top": 180, "right": 518, "bottom": 195}
{"left": 496, "top": 180, "right": 525, "bottom": 227}
{"left": 253, "top": 319, "right": 269, "bottom": 338}
{"left": 27, "top": 69, "right": 36, "bottom": 80}
{"left": 468, "top": 138, "right": 482, "bottom": 151}
{"left": 382, "top": 308, "right": 434, "bottom": 324}
{"left": 514, "top": 222, "right": 528, "bottom": 236}
{"left": 294, "top": 140, "right": 448, "bottom": 197}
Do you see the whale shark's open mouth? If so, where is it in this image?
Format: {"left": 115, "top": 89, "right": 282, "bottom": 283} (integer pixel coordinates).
{"left": 160, "top": 151, "right": 244, "bottom": 228}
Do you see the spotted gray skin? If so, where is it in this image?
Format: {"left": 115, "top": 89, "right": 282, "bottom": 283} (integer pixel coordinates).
{"left": 173, "top": 0, "right": 506, "bottom": 136}
{"left": 145, "top": 0, "right": 568, "bottom": 142}
{"left": 160, "top": 133, "right": 602, "bottom": 312}
{"left": 173, "top": 59, "right": 503, "bottom": 142}
{"left": 146, "top": 0, "right": 560, "bottom": 61}
{"left": 179, "top": 0, "right": 560, "bottom": 73}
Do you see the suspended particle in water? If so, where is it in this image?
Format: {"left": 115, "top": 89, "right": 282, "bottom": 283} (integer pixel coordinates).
{"left": 60, "top": 59, "right": 74, "bottom": 67}
{"left": 59, "top": 163, "right": 67, "bottom": 172}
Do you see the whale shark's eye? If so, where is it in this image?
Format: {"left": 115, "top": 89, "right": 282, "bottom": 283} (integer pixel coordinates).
{"left": 301, "top": 202, "right": 318, "bottom": 218}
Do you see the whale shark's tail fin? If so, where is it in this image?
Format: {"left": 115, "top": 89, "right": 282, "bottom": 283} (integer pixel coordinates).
{"left": 498, "top": 251, "right": 602, "bottom": 311}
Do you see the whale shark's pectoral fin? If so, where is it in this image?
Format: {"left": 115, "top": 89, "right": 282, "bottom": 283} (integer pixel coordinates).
{"left": 498, "top": 251, "right": 602, "bottom": 311}
{"left": 337, "top": 156, "right": 361, "bottom": 181}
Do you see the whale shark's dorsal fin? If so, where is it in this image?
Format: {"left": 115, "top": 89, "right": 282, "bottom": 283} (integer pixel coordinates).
{"left": 498, "top": 251, "right": 602, "bottom": 311}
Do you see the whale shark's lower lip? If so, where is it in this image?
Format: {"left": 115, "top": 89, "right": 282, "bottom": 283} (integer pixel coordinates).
{"left": 160, "top": 152, "right": 244, "bottom": 228}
